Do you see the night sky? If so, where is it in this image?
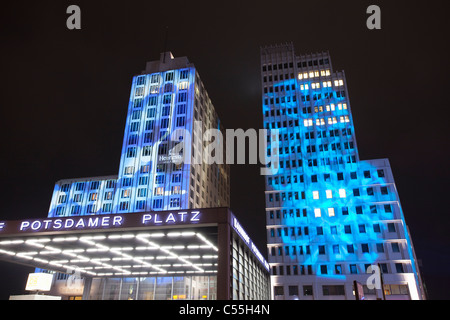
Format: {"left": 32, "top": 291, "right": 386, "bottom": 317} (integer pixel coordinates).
{"left": 0, "top": 0, "right": 448, "bottom": 300}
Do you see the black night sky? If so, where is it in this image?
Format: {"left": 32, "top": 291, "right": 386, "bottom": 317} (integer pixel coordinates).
{"left": 0, "top": 0, "right": 448, "bottom": 300}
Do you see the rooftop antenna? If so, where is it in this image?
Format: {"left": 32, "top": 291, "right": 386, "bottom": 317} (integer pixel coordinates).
{"left": 162, "top": 26, "right": 169, "bottom": 63}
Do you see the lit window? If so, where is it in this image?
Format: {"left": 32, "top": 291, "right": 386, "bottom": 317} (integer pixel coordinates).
{"left": 298, "top": 73, "right": 303, "bottom": 80}
{"left": 314, "top": 208, "right": 321, "bottom": 218}
{"left": 313, "top": 191, "right": 319, "bottom": 199}
{"left": 300, "top": 84, "right": 309, "bottom": 90}
{"left": 328, "top": 208, "right": 335, "bottom": 217}
{"left": 339, "top": 189, "right": 346, "bottom": 198}
{"left": 326, "top": 190, "right": 332, "bottom": 199}
{"left": 316, "top": 118, "right": 325, "bottom": 126}
{"left": 343, "top": 103, "right": 347, "bottom": 109}
{"left": 327, "top": 117, "right": 337, "bottom": 125}
{"left": 304, "top": 119, "right": 313, "bottom": 127}
{"left": 309, "top": 71, "right": 314, "bottom": 78}
{"left": 325, "top": 69, "right": 330, "bottom": 76}
{"left": 314, "top": 71, "right": 320, "bottom": 77}
{"left": 154, "top": 187, "right": 164, "bottom": 196}
{"left": 178, "top": 81, "right": 188, "bottom": 90}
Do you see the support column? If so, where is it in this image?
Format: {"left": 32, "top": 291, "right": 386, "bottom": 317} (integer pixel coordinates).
{"left": 82, "top": 277, "right": 92, "bottom": 300}
{"left": 217, "top": 222, "right": 231, "bottom": 300}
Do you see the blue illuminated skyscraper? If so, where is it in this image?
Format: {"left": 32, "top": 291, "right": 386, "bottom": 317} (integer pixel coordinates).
{"left": 261, "top": 43, "right": 425, "bottom": 300}
{"left": 47, "top": 52, "right": 230, "bottom": 217}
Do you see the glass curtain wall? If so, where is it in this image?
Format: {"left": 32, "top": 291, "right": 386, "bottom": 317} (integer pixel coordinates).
{"left": 89, "top": 276, "right": 216, "bottom": 300}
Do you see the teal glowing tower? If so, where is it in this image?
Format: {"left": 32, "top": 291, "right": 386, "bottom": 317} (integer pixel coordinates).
{"left": 261, "top": 43, "right": 425, "bottom": 300}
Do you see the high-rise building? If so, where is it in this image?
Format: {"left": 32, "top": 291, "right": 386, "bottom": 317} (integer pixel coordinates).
{"left": 47, "top": 52, "right": 230, "bottom": 218}
{"left": 260, "top": 43, "right": 425, "bottom": 300}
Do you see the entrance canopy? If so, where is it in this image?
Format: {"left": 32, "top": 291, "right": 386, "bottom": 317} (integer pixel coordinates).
{"left": 0, "top": 209, "right": 221, "bottom": 278}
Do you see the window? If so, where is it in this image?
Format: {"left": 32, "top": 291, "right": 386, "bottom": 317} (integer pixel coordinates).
{"left": 176, "top": 116, "right": 185, "bottom": 127}
{"left": 172, "top": 173, "right": 182, "bottom": 183}
{"left": 119, "top": 201, "right": 129, "bottom": 211}
{"left": 338, "top": 189, "right": 346, "bottom": 198}
{"left": 326, "top": 190, "right": 332, "bottom": 199}
{"left": 178, "top": 92, "right": 187, "bottom": 103}
{"left": 322, "top": 285, "right": 345, "bottom": 296}
{"left": 135, "top": 200, "right": 145, "bottom": 210}
{"left": 303, "top": 286, "right": 313, "bottom": 296}
{"left": 362, "top": 244, "right": 369, "bottom": 253}
{"left": 349, "top": 264, "right": 358, "bottom": 274}
{"left": 160, "top": 118, "right": 169, "bottom": 128}
{"left": 395, "top": 263, "right": 405, "bottom": 273}
{"left": 380, "top": 186, "right": 389, "bottom": 195}
{"left": 179, "top": 69, "right": 189, "bottom": 79}
{"left": 274, "top": 286, "right": 284, "bottom": 296}
{"left": 124, "top": 166, "right": 134, "bottom": 175}
{"left": 376, "top": 243, "right": 384, "bottom": 253}
{"left": 388, "top": 223, "right": 396, "bottom": 232}
{"left": 320, "top": 265, "right": 327, "bottom": 274}
{"left": 102, "top": 203, "right": 112, "bottom": 213}
{"left": 392, "top": 243, "right": 400, "bottom": 253}
{"left": 163, "top": 94, "right": 172, "bottom": 104}
{"left": 71, "top": 205, "right": 81, "bottom": 215}
{"left": 328, "top": 207, "right": 335, "bottom": 217}
{"left": 142, "top": 145, "right": 152, "bottom": 157}
{"left": 86, "top": 204, "right": 96, "bottom": 214}
{"left": 55, "top": 207, "right": 65, "bottom": 216}
{"left": 359, "top": 224, "right": 366, "bottom": 233}
{"left": 313, "top": 191, "right": 319, "bottom": 199}
{"left": 344, "top": 225, "right": 351, "bottom": 234}
{"left": 155, "top": 175, "right": 165, "bottom": 184}
{"left": 377, "top": 169, "right": 385, "bottom": 177}
{"left": 333, "top": 245, "right": 340, "bottom": 254}
{"left": 370, "top": 205, "right": 378, "bottom": 213}
{"left": 384, "top": 204, "right": 392, "bottom": 213}
{"left": 317, "top": 228, "right": 324, "bottom": 236}
{"left": 353, "top": 188, "right": 360, "bottom": 196}
{"left": 127, "top": 147, "right": 136, "bottom": 158}
{"left": 75, "top": 182, "right": 85, "bottom": 191}
{"left": 137, "top": 188, "right": 147, "bottom": 197}
{"left": 153, "top": 199, "right": 163, "bottom": 209}
{"left": 288, "top": 286, "right": 299, "bottom": 297}
{"left": 373, "top": 224, "right": 381, "bottom": 233}
{"left": 314, "top": 208, "right": 321, "bottom": 218}
{"left": 384, "top": 284, "right": 409, "bottom": 296}
{"left": 165, "top": 72, "right": 174, "bottom": 81}
{"left": 170, "top": 198, "right": 180, "bottom": 208}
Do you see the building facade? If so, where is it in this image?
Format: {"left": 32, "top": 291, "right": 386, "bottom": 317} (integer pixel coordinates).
{"left": 2, "top": 52, "right": 245, "bottom": 299}
{"left": 47, "top": 52, "right": 230, "bottom": 218}
{"left": 260, "top": 43, "right": 425, "bottom": 300}
{"left": 0, "top": 208, "right": 271, "bottom": 300}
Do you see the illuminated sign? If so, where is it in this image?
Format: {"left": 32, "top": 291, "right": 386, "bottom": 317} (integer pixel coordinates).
{"left": 25, "top": 273, "right": 53, "bottom": 291}
{"left": 0, "top": 210, "right": 201, "bottom": 234}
